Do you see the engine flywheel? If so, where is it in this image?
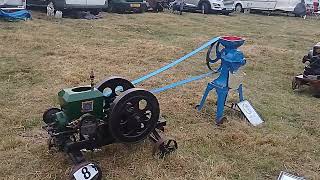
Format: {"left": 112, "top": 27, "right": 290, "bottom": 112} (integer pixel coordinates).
{"left": 109, "top": 88, "right": 160, "bottom": 143}
{"left": 95, "top": 76, "right": 135, "bottom": 107}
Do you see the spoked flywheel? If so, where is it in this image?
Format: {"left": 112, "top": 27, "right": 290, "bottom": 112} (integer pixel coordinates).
{"left": 109, "top": 88, "right": 160, "bottom": 143}
{"left": 206, "top": 41, "right": 222, "bottom": 71}
{"left": 95, "top": 76, "right": 134, "bottom": 103}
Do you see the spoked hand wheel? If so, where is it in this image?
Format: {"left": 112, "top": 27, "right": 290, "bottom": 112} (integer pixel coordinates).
{"left": 150, "top": 129, "right": 178, "bottom": 158}
{"left": 95, "top": 76, "right": 135, "bottom": 107}
{"left": 206, "top": 41, "right": 222, "bottom": 71}
{"left": 156, "top": 139, "right": 178, "bottom": 158}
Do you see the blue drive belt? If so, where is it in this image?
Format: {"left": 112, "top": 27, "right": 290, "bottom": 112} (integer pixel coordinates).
{"left": 150, "top": 71, "right": 214, "bottom": 94}
{"left": 131, "top": 37, "right": 220, "bottom": 93}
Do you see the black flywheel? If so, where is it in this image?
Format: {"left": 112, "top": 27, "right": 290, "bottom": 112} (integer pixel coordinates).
{"left": 95, "top": 76, "right": 134, "bottom": 100}
{"left": 109, "top": 88, "right": 160, "bottom": 143}
{"left": 95, "top": 76, "right": 134, "bottom": 97}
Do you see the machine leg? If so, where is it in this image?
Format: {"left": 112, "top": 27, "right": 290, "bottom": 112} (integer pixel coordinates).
{"left": 149, "top": 129, "right": 177, "bottom": 158}
{"left": 237, "top": 84, "right": 244, "bottom": 102}
{"left": 68, "top": 150, "right": 103, "bottom": 180}
{"left": 197, "top": 83, "right": 214, "bottom": 111}
{"left": 68, "top": 150, "right": 86, "bottom": 164}
{"left": 215, "top": 87, "right": 228, "bottom": 124}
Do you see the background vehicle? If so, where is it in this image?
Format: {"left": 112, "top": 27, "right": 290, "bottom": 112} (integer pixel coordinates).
{"left": 27, "top": 0, "right": 108, "bottom": 14}
{"left": 108, "top": 0, "right": 147, "bottom": 13}
{"left": 0, "top": 0, "right": 26, "bottom": 10}
{"left": 145, "top": 0, "right": 168, "bottom": 12}
{"left": 179, "top": 0, "right": 234, "bottom": 14}
{"left": 234, "top": 0, "right": 301, "bottom": 13}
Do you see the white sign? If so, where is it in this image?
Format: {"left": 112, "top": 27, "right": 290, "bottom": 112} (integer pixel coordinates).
{"left": 73, "top": 163, "right": 99, "bottom": 180}
{"left": 237, "top": 100, "right": 263, "bottom": 126}
{"left": 278, "top": 171, "right": 305, "bottom": 180}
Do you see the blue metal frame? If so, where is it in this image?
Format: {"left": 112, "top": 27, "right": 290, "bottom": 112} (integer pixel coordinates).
{"left": 197, "top": 37, "right": 246, "bottom": 124}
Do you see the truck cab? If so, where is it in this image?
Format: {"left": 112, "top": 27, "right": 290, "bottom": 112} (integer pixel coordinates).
{"left": 182, "top": 0, "right": 235, "bottom": 14}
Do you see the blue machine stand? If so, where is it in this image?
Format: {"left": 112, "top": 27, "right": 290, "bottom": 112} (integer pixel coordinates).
{"left": 197, "top": 36, "right": 246, "bottom": 124}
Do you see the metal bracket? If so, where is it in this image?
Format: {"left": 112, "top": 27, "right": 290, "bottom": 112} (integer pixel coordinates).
{"left": 149, "top": 128, "right": 177, "bottom": 158}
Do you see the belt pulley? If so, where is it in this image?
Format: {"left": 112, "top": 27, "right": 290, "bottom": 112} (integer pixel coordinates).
{"left": 109, "top": 88, "right": 160, "bottom": 143}
{"left": 95, "top": 76, "right": 135, "bottom": 108}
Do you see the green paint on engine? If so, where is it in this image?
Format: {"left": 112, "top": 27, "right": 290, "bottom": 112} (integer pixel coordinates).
{"left": 57, "top": 86, "right": 104, "bottom": 126}
{"left": 55, "top": 111, "right": 68, "bottom": 128}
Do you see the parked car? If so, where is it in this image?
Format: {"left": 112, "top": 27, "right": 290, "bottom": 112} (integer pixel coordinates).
{"left": 0, "top": 0, "right": 26, "bottom": 10}
{"left": 177, "top": 0, "right": 234, "bottom": 14}
{"left": 27, "top": 0, "right": 108, "bottom": 14}
{"left": 234, "top": 0, "right": 301, "bottom": 13}
{"left": 108, "top": 0, "right": 147, "bottom": 13}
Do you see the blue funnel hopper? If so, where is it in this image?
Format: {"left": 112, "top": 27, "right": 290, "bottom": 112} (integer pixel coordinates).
{"left": 219, "top": 36, "right": 245, "bottom": 49}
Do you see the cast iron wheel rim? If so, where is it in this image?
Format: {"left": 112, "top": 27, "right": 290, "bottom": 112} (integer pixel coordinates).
{"left": 47, "top": 2, "right": 55, "bottom": 14}
{"left": 70, "top": 161, "right": 102, "bottom": 180}
{"left": 95, "top": 76, "right": 134, "bottom": 102}
{"left": 43, "top": 108, "right": 61, "bottom": 124}
{"left": 109, "top": 88, "right": 160, "bottom": 143}
{"left": 235, "top": 4, "right": 242, "bottom": 13}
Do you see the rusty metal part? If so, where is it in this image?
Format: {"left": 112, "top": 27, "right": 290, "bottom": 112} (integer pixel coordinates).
{"left": 149, "top": 129, "right": 177, "bottom": 158}
{"left": 293, "top": 74, "right": 320, "bottom": 90}
{"left": 48, "top": 137, "right": 55, "bottom": 150}
{"left": 292, "top": 76, "right": 303, "bottom": 90}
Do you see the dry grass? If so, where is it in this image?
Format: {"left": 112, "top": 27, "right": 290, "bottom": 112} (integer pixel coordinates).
{"left": 0, "top": 11, "right": 320, "bottom": 179}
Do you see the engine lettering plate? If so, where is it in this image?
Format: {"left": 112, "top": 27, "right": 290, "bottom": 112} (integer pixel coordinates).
{"left": 82, "top": 101, "right": 93, "bottom": 112}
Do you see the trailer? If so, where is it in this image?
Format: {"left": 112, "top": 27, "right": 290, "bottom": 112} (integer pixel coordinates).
{"left": 0, "top": 0, "right": 26, "bottom": 10}
{"left": 234, "top": 0, "right": 301, "bottom": 13}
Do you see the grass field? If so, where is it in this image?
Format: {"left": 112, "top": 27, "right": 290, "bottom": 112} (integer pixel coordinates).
{"left": 1, "top": 11, "right": 320, "bottom": 179}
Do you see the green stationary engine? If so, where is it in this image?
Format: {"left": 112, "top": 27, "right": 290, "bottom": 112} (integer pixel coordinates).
{"left": 55, "top": 86, "right": 104, "bottom": 128}
{"left": 42, "top": 72, "right": 177, "bottom": 180}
